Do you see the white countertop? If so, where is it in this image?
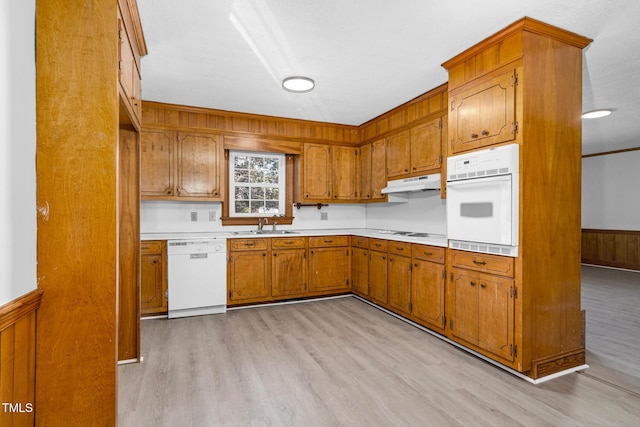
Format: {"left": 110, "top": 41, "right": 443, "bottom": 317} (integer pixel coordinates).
{"left": 141, "top": 228, "right": 448, "bottom": 247}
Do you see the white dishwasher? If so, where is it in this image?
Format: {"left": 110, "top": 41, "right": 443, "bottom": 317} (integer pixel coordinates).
{"left": 167, "top": 238, "right": 227, "bottom": 318}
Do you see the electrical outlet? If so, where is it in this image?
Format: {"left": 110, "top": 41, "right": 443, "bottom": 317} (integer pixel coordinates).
{"left": 190, "top": 211, "right": 198, "bottom": 221}
{"left": 320, "top": 212, "right": 328, "bottom": 221}
{"left": 209, "top": 211, "right": 216, "bottom": 221}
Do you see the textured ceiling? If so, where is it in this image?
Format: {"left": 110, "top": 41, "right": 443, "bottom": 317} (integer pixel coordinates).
{"left": 138, "top": 0, "right": 640, "bottom": 155}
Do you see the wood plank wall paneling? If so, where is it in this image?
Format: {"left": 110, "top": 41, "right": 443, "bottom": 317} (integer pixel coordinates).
{"left": 36, "top": 0, "right": 119, "bottom": 424}
{"left": 359, "top": 83, "right": 448, "bottom": 142}
{"left": 0, "top": 289, "right": 43, "bottom": 426}
{"left": 142, "top": 101, "right": 361, "bottom": 145}
{"left": 582, "top": 229, "right": 640, "bottom": 271}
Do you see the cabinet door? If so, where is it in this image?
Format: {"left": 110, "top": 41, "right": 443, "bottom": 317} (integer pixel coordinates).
{"left": 386, "top": 130, "right": 411, "bottom": 179}
{"left": 140, "top": 129, "right": 175, "bottom": 197}
{"left": 410, "top": 118, "right": 442, "bottom": 174}
{"left": 229, "top": 251, "right": 270, "bottom": 302}
{"left": 450, "top": 268, "right": 479, "bottom": 346}
{"left": 369, "top": 250, "right": 388, "bottom": 304}
{"left": 370, "top": 138, "right": 387, "bottom": 200}
{"left": 272, "top": 249, "right": 307, "bottom": 297}
{"left": 411, "top": 259, "right": 444, "bottom": 331}
{"left": 388, "top": 255, "right": 412, "bottom": 316}
{"left": 449, "top": 69, "right": 517, "bottom": 154}
{"left": 351, "top": 248, "right": 369, "bottom": 295}
{"left": 302, "top": 143, "right": 332, "bottom": 200}
{"left": 478, "top": 273, "right": 515, "bottom": 361}
{"left": 359, "top": 143, "right": 372, "bottom": 200}
{"left": 308, "top": 247, "right": 350, "bottom": 292}
{"left": 332, "top": 145, "right": 358, "bottom": 200}
{"left": 140, "top": 251, "right": 167, "bottom": 316}
{"left": 176, "top": 132, "right": 223, "bottom": 200}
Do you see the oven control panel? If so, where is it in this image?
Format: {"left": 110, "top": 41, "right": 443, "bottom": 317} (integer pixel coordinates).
{"left": 448, "top": 144, "right": 519, "bottom": 181}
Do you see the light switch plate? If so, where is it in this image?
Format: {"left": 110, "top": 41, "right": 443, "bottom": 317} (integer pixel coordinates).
{"left": 190, "top": 211, "right": 198, "bottom": 221}
{"left": 320, "top": 212, "right": 328, "bottom": 221}
{"left": 209, "top": 211, "right": 216, "bottom": 221}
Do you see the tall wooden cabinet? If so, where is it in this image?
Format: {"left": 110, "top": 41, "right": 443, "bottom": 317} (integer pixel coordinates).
{"left": 442, "top": 17, "right": 591, "bottom": 378}
{"left": 411, "top": 245, "right": 446, "bottom": 332}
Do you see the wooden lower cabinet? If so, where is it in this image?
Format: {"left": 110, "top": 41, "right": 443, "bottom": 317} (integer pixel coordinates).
{"left": 368, "top": 249, "right": 388, "bottom": 304}
{"left": 308, "top": 236, "right": 350, "bottom": 293}
{"left": 448, "top": 263, "right": 516, "bottom": 362}
{"left": 351, "top": 247, "right": 369, "bottom": 295}
{"left": 388, "top": 243, "right": 412, "bottom": 316}
{"left": 228, "top": 239, "right": 271, "bottom": 304}
{"left": 272, "top": 236, "right": 307, "bottom": 297}
{"left": 411, "top": 259, "right": 445, "bottom": 331}
{"left": 140, "top": 240, "right": 167, "bottom": 316}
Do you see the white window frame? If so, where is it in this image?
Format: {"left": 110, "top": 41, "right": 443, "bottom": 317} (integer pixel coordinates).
{"left": 229, "top": 150, "right": 286, "bottom": 217}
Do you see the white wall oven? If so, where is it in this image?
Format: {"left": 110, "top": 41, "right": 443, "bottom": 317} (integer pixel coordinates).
{"left": 446, "top": 144, "right": 519, "bottom": 257}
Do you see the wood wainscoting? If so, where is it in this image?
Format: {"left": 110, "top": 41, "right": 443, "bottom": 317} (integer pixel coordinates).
{"left": 582, "top": 229, "right": 640, "bottom": 271}
{"left": 0, "top": 289, "right": 43, "bottom": 426}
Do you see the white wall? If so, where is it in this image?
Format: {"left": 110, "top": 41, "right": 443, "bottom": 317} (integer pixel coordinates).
{"left": 366, "top": 191, "right": 447, "bottom": 235}
{"left": 140, "top": 201, "right": 367, "bottom": 233}
{"left": 582, "top": 150, "right": 640, "bottom": 230}
{"left": 0, "top": 1, "right": 37, "bottom": 305}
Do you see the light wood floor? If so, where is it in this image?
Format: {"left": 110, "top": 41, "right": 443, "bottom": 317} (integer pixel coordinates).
{"left": 119, "top": 266, "right": 640, "bottom": 426}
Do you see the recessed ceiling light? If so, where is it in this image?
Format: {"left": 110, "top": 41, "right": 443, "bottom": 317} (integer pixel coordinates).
{"left": 582, "top": 109, "right": 612, "bottom": 119}
{"left": 282, "top": 76, "right": 315, "bottom": 93}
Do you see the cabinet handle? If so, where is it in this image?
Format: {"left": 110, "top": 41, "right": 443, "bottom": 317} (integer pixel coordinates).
{"left": 245, "top": 242, "right": 255, "bottom": 246}
{"left": 412, "top": 167, "right": 416, "bottom": 170}
{"left": 481, "top": 130, "right": 489, "bottom": 136}
{"left": 324, "top": 239, "right": 333, "bottom": 243}
{"left": 262, "top": 253, "right": 266, "bottom": 257}
{"left": 480, "top": 283, "right": 486, "bottom": 289}
{"left": 414, "top": 263, "right": 418, "bottom": 268}
{"left": 470, "top": 281, "right": 476, "bottom": 287}
{"left": 374, "top": 243, "right": 381, "bottom": 247}
{"left": 273, "top": 253, "right": 277, "bottom": 257}
{"left": 423, "top": 251, "right": 433, "bottom": 256}
{"left": 473, "top": 260, "right": 487, "bottom": 266}
{"left": 396, "top": 246, "right": 404, "bottom": 251}
{"left": 284, "top": 241, "right": 293, "bottom": 245}
{"left": 404, "top": 168, "right": 408, "bottom": 172}
{"left": 213, "top": 191, "right": 219, "bottom": 197}
{"left": 382, "top": 256, "right": 386, "bottom": 260}
{"left": 471, "top": 133, "right": 478, "bottom": 139}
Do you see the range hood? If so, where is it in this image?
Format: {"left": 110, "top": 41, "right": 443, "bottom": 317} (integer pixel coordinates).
{"left": 381, "top": 173, "right": 441, "bottom": 194}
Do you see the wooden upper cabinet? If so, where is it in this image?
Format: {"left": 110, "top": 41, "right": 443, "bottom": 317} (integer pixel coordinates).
{"left": 117, "top": 5, "right": 143, "bottom": 127}
{"left": 359, "top": 138, "right": 387, "bottom": 202}
{"left": 140, "top": 128, "right": 175, "bottom": 197}
{"left": 449, "top": 69, "right": 517, "bottom": 154}
{"left": 140, "top": 128, "right": 223, "bottom": 201}
{"left": 359, "top": 143, "right": 372, "bottom": 200}
{"left": 410, "top": 118, "right": 442, "bottom": 174}
{"left": 370, "top": 138, "right": 387, "bottom": 200}
{"left": 332, "top": 145, "right": 358, "bottom": 200}
{"left": 386, "top": 130, "right": 411, "bottom": 179}
{"left": 301, "top": 143, "right": 332, "bottom": 200}
{"left": 176, "top": 132, "right": 223, "bottom": 199}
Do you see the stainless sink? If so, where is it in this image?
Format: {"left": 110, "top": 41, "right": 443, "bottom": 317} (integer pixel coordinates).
{"left": 231, "top": 230, "right": 300, "bottom": 235}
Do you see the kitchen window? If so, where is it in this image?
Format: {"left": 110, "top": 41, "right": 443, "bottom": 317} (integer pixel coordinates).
{"left": 229, "top": 151, "right": 285, "bottom": 216}
{"left": 221, "top": 149, "right": 295, "bottom": 226}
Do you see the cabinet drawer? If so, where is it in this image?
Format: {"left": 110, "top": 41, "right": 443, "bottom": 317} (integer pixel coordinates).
{"left": 450, "top": 250, "right": 514, "bottom": 277}
{"left": 369, "top": 238, "right": 389, "bottom": 252}
{"left": 230, "top": 238, "right": 269, "bottom": 251}
{"left": 141, "top": 240, "right": 163, "bottom": 254}
{"left": 412, "top": 244, "right": 445, "bottom": 263}
{"left": 388, "top": 241, "right": 411, "bottom": 256}
{"left": 272, "top": 237, "right": 307, "bottom": 249}
{"left": 309, "top": 235, "right": 349, "bottom": 247}
{"left": 352, "top": 236, "right": 369, "bottom": 249}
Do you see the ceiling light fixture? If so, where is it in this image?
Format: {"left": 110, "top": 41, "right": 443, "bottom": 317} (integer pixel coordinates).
{"left": 582, "top": 109, "right": 612, "bottom": 119}
{"left": 282, "top": 76, "right": 315, "bottom": 93}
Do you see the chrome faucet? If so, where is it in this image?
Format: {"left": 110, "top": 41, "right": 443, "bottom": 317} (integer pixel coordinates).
{"left": 272, "top": 221, "right": 278, "bottom": 232}
{"left": 258, "top": 217, "right": 268, "bottom": 231}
